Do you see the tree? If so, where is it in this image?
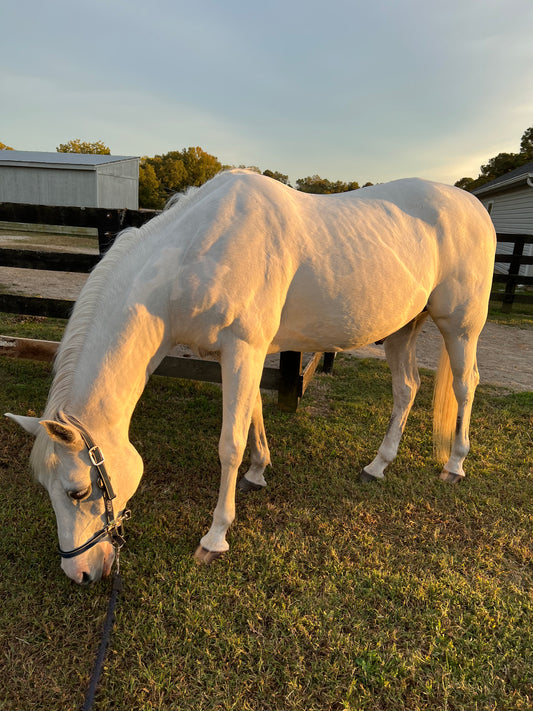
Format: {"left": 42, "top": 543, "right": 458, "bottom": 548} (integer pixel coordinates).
{"left": 57, "top": 139, "right": 110, "bottom": 154}
{"left": 479, "top": 152, "right": 528, "bottom": 181}
{"left": 181, "top": 146, "right": 222, "bottom": 187}
{"left": 262, "top": 169, "right": 290, "bottom": 185}
{"left": 138, "top": 163, "right": 162, "bottom": 210}
{"left": 454, "top": 177, "right": 476, "bottom": 191}
{"left": 139, "top": 146, "right": 223, "bottom": 209}
{"left": 0, "top": 142, "right": 13, "bottom": 150}
{"left": 296, "top": 174, "right": 360, "bottom": 194}
{"left": 238, "top": 165, "right": 261, "bottom": 173}
{"left": 520, "top": 127, "right": 533, "bottom": 160}
{"left": 455, "top": 125, "right": 533, "bottom": 191}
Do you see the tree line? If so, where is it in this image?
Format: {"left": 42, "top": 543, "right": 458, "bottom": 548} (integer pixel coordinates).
{"left": 455, "top": 126, "right": 533, "bottom": 192}
{"left": 137, "top": 148, "right": 371, "bottom": 208}
{"left": 0, "top": 138, "right": 371, "bottom": 208}
{"left": 2, "top": 126, "right": 532, "bottom": 207}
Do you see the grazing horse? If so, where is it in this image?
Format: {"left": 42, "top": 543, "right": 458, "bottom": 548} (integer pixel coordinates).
{"left": 6, "top": 169, "right": 495, "bottom": 583}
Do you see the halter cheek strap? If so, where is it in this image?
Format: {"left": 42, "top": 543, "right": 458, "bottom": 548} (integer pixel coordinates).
{"left": 56, "top": 414, "right": 131, "bottom": 560}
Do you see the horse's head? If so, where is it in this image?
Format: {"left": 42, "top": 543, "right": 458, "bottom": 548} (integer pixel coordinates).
{"left": 5, "top": 412, "right": 143, "bottom": 584}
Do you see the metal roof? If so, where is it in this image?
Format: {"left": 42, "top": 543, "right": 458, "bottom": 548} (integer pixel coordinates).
{"left": 0, "top": 150, "right": 138, "bottom": 170}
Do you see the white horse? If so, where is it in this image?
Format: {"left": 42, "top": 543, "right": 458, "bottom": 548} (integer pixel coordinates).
{"left": 6, "top": 170, "right": 495, "bottom": 584}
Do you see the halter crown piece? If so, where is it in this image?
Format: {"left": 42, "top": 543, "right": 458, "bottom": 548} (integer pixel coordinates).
{"left": 56, "top": 414, "right": 131, "bottom": 560}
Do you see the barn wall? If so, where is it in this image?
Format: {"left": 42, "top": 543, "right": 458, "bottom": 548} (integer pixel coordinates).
{"left": 478, "top": 185, "right": 533, "bottom": 235}
{"left": 477, "top": 185, "right": 533, "bottom": 278}
{"left": 96, "top": 159, "right": 139, "bottom": 209}
{"left": 0, "top": 155, "right": 139, "bottom": 209}
{"left": 0, "top": 165, "right": 97, "bottom": 207}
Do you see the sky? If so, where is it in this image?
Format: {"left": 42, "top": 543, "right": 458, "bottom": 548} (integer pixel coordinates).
{"left": 2, "top": 0, "right": 533, "bottom": 186}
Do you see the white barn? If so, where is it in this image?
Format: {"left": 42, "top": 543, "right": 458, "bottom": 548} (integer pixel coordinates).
{"left": 472, "top": 162, "right": 533, "bottom": 278}
{"left": 0, "top": 151, "right": 139, "bottom": 209}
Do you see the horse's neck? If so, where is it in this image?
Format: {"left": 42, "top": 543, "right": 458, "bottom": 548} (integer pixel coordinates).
{"left": 63, "top": 294, "right": 172, "bottom": 436}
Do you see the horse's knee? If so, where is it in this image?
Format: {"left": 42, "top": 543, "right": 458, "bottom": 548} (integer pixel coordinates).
{"left": 218, "top": 433, "right": 246, "bottom": 470}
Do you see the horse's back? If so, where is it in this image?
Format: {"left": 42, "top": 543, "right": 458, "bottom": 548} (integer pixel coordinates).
{"left": 162, "top": 171, "right": 495, "bottom": 352}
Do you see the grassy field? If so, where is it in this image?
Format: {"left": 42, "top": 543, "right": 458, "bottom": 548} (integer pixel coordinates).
{"left": 0, "top": 321, "right": 531, "bottom": 710}
{"left": 0, "top": 225, "right": 98, "bottom": 252}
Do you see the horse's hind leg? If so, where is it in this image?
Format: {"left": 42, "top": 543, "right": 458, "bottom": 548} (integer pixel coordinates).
{"left": 432, "top": 317, "right": 482, "bottom": 483}
{"left": 361, "top": 312, "right": 429, "bottom": 482}
{"left": 238, "top": 389, "right": 271, "bottom": 492}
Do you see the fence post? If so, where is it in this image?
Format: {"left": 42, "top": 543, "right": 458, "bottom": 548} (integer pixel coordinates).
{"left": 97, "top": 210, "right": 127, "bottom": 254}
{"left": 502, "top": 236, "right": 525, "bottom": 313}
{"left": 277, "top": 351, "right": 303, "bottom": 412}
{"left": 322, "top": 352, "right": 336, "bottom": 373}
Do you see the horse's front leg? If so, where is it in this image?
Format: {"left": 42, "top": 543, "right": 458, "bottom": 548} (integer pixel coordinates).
{"left": 195, "top": 342, "right": 266, "bottom": 564}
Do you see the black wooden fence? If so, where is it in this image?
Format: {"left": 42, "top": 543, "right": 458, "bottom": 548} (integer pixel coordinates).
{"left": 0, "top": 202, "right": 333, "bottom": 412}
{"left": 491, "top": 234, "right": 533, "bottom": 312}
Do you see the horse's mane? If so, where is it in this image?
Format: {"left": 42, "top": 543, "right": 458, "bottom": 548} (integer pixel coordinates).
{"left": 42, "top": 181, "right": 208, "bottom": 420}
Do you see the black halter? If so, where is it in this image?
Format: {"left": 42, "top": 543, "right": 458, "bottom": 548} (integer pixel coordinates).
{"left": 57, "top": 414, "right": 131, "bottom": 560}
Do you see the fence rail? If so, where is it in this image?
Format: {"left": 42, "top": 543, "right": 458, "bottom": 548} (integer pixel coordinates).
{"left": 0, "top": 202, "right": 332, "bottom": 411}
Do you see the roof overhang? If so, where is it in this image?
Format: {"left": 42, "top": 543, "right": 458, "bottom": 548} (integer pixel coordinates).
{"left": 473, "top": 171, "right": 533, "bottom": 196}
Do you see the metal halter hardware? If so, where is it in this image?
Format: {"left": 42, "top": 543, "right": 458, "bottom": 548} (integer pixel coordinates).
{"left": 57, "top": 414, "right": 131, "bottom": 560}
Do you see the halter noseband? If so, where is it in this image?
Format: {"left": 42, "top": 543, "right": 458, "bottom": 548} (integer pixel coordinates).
{"left": 57, "top": 414, "right": 131, "bottom": 560}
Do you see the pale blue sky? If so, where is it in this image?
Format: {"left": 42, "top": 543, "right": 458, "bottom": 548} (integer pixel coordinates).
{"left": 2, "top": 0, "right": 532, "bottom": 185}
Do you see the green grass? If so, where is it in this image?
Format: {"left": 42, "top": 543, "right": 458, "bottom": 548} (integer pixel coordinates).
{"left": 488, "top": 300, "right": 533, "bottom": 328}
{"left": 0, "top": 227, "right": 98, "bottom": 251}
{"left": 0, "top": 313, "right": 67, "bottom": 340}
{"left": 0, "top": 349, "right": 531, "bottom": 710}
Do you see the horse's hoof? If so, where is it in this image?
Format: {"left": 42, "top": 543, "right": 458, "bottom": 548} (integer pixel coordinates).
{"left": 194, "top": 546, "right": 225, "bottom": 565}
{"left": 439, "top": 470, "right": 464, "bottom": 485}
{"left": 237, "top": 476, "right": 265, "bottom": 493}
{"left": 359, "top": 468, "right": 380, "bottom": 484}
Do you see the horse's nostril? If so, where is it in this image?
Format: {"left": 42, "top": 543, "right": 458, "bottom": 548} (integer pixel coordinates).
{"left": 81, "top": 571, "right": 92, "bottom": 585}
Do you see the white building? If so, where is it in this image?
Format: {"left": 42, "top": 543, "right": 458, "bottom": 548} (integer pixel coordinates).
{"left": 0, "top": 151, "right": 139, "bottom": 209}
{"left": 472, "top": 162, "right": 533, "bottom": 278}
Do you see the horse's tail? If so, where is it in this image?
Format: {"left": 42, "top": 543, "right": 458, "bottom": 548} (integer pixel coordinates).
{"left": 432, "top": 343, "right": 457, "bottom": 464}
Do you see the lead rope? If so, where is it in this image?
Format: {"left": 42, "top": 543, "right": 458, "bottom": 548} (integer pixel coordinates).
{"left": 81, "top": 551, "right": 123, "bottom": 711}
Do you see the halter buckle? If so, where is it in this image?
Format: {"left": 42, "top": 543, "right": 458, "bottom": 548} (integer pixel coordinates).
{"left": 88, "top": 445, "right": 105, "bottom": 467}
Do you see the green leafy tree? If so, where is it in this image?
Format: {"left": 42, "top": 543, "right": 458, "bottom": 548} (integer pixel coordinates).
{"left": 296, "top": 174, "right": 360, "bottom": 194}
{"left": 479, "top": 152, "right": 528, "bottom": 181}
{"left": 138, "top": 163, "right": 162, "bottom": 210}
{"left": 238, "top": 165, "right": 262, "bottom": 173}
{"left": 455, "top": 125, "right": 533, "bottom": 191}
{"left": 262, "top": 169, "right": 290, "bottom": 185}
{"left": 56, "top": 139, "right": 111, "bottom": 154}
{"left": 0, "top": 142, "right": 14, "bottom": 150}
{"left": 180, "top": 146, "right": 223, "bottom": 187}
{"left": 519, "top": 127, "right": 533, "bottom": 160}
{"left": 454, "top": 177, "right": 476, "bottom": 191}
{"left": 139, "top": 146, "right": 223, "bottom": 209}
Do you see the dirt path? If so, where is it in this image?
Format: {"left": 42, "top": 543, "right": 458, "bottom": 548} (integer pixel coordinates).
{"left": 1, "top": 260, "right": 531, "bottom": 393}
{"left": 349, "top": 319, "right": 532, "bottom": 393}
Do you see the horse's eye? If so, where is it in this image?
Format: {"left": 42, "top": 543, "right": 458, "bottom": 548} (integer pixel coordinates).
{"left": 68, "top": 486, "right": 91, "bottom": 501}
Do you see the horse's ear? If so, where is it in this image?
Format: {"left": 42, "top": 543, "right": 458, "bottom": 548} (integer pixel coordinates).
{"left": 39, "top": 420, "right": 84, "bottom": 448}
{"left": 4, "top": 413, "right": 42, "bottom": 437}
